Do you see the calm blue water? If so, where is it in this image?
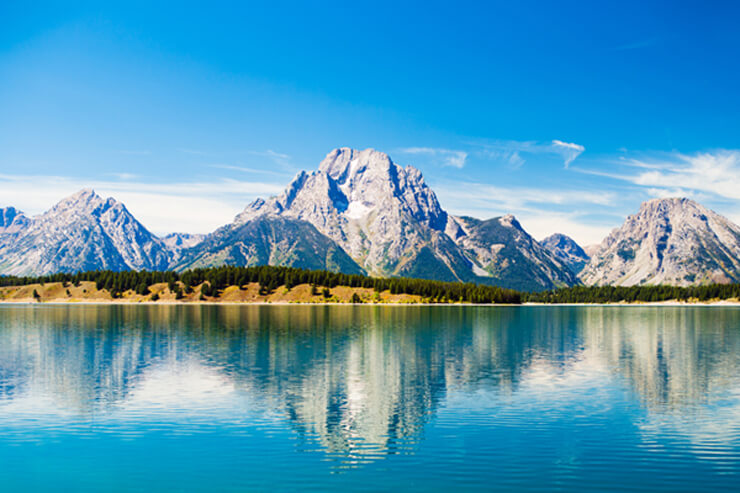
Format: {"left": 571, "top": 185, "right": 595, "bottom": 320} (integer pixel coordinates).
{"left": 0, "top": 304, "right": 738, "bottom": 492}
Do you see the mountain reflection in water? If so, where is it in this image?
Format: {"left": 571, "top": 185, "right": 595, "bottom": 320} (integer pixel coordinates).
{"left": 0, "top": 304, "right": 738, "bottom": 486}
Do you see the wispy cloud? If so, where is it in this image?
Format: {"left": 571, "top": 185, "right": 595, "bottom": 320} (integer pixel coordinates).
{"left": 436, "top": 181, "right": 615, "bottom": 211}
{"left": 208, "top": 164, "right": 293, "bottom": 177}
{"left": 398, "top": 147, "right": 468, "bottom": 168}
{"left": 551, "top": 140, "right": 585, "bottom": 168}
{"left": 475, "top": 139, "right": 585, "bottom": 168}
{"left": 600, "top": 150, "right": 740, "bottom": 201}
{"left": 109, "top": 172, "right": 138, "bottom": 180}
{"left": 246, "top": 149, "right": 293, "bottom": 169}
{"left": 0, "top": 174, "right": 285, "bottom": 235}
{"left": 434, "top": 181, "right": 617, "bottom": 244}
{"left": 248, "top": 149, "right": 290, "bottom": 161}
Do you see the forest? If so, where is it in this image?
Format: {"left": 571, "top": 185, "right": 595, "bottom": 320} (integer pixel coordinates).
{"left": 1, "top": 266, "right": 739, "bottom": 304}
{"left": 523, "top": 283, "right": 740, "bottom": 303}
{"left": 0, "top": 266, "right": 522, "bottom": 304}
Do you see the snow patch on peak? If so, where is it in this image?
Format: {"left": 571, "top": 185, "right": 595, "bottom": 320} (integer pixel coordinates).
{"left": 344, "top": 201, "right": 373, "bottom": 220}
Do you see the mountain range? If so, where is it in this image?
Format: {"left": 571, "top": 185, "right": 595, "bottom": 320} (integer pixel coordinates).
{"left": 2, "top": 148, "right": 740, "bottom": 290}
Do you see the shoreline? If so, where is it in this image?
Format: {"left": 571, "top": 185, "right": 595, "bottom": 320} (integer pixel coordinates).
{"left": 1, "top": 300, "right": 739, "bottom": 307}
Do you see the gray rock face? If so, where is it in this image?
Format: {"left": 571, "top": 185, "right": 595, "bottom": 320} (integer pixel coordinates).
{"left": 541, "top": 233, "right": 590, "bottom": 274}
{"left": 0, "top": 189, "right": 171, "bottom": 276}
{"left": 447, "top": 215, "right": 580, "bottom": 291}
{"left": 174, "top": 215, "right": 363, "bottom": 274}
{"left": 0, "top": 207, "right": 30, "bottom": 235}
{"left": 0, "top": 149, "right": 588, "bottom": 291}
{"left": 580, "top": 198, "right": 740, "bottom": 286}
{"left": 236, "top": 147, "right": 469, "bottom": 280}
{"left": 162, "top": 233, "right": 205, "bottom": 262}
{"left": 233, "top": 148, "right": 577, "bottom": 290}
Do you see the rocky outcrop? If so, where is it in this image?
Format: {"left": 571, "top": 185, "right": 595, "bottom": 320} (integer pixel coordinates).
{"left": 580, "top": 198, "right": 740, "bottom": 286}
{"left": 0, "top": 207, "right": 30, "bottom": 236}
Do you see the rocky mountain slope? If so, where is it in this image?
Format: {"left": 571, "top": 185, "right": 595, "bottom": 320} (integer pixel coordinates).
{"left": 580, "top": 198, "right": 740, "bottom": 286}
{"left": 235, "top": 148, "right": 462, "bottom": 276}
{"left": 0, "top": 189, "right": 171, "bottom": 276}
{"left": 11, "top": 151, "right": 739, "bottom": 291}
{"left": 210, "top": 147, "right": 576, "bottom": 290}
{"left": 174, "top": 215, "right": 363, "bottom": 274}
{"left": 541, "top": 233, "right": 590, "bottom": 274}
{"left": 0, "top": 207, "right": 29, "bottom": 235}
{"left": 446, "top": 215, "right": 579, "bottom": 290}
{"left": 162, "top": 233, "right": 205, "bottom": 262}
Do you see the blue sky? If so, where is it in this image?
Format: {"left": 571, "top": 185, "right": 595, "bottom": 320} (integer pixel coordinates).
{"left": 1, "top": 1, "right": 739, "bottom": 244}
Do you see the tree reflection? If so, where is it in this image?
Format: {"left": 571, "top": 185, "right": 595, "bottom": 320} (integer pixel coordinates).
{"left": 0, "top": 304, "right": 738, "bottom": 461}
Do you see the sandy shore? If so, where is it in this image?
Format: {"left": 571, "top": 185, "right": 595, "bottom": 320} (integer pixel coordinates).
{"left": 1, "top": 299, "right": 739, "bottom": 307}
{"left": 2, "top": 281, "right": 738, "bottom": 307}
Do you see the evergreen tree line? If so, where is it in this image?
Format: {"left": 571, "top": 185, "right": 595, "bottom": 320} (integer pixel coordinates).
{"left": 0, "top": 266, "right": 522, "bottom": 304}
{"left": 3, "top": 267, "right": 739, "bottom": 303}
{"left": 524, "top": 283, "right": 740, "bottom": 303}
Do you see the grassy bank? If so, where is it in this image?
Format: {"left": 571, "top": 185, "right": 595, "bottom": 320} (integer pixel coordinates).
{"left": 1, "top": 266, "right": 739, "bottom": 305}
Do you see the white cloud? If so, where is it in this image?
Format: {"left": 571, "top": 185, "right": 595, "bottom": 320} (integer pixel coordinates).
{"left": 515, "top": 213, "right": 612, "bottom": 246}
{"left": 476, "top": 139, "right": 585, "bottom": 168}
{"left": 436, "top": 182, "right": 615, "bottom": 210}
{"left": 434, "top": 181, "right": 617, "bottom": 245}
{"left": 246, "top": 149, "right": 293, "bottom": 169}
{"left": 551, "top": 140, "right": 586, "bottom": 168}
{"left": 0, "top": 174, "right": 285, "bottom": 235}
{"left": 398, "top": 147, "right": 468, "bottom": 168}
{"left": 596, "top": 150, "right": 740, "bottom": 201}
{"left": 109, "top": 172, "right": 138, "bottom": 180}
{"left": 208, "top": 164, "right": 293, "bottom": 177}
{"left": 253, "top": 149, "right": 290, "bottom": 161}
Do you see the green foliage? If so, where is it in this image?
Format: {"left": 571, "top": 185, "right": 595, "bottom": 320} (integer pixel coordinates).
{"left": 525, "top": 283, "right": 740, "bottom": 303}
{"left": 150, "top": 292, "right": 159, "bottom": 301}
{"left": 0, "top": 265, "right": 517, "bottom": 304}
{"left": 4, "top": 266, "right": 740, "bottom": 304}
{"left": 32, "top": 289, "right": 40, "bottom": 300}
{"left": 350, "top": 292, "right": 362, "bottom": 304}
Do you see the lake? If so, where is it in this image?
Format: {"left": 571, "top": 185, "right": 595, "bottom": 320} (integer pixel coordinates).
{"left": 0, "top": 304, "right": 738, "bottom": 491}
